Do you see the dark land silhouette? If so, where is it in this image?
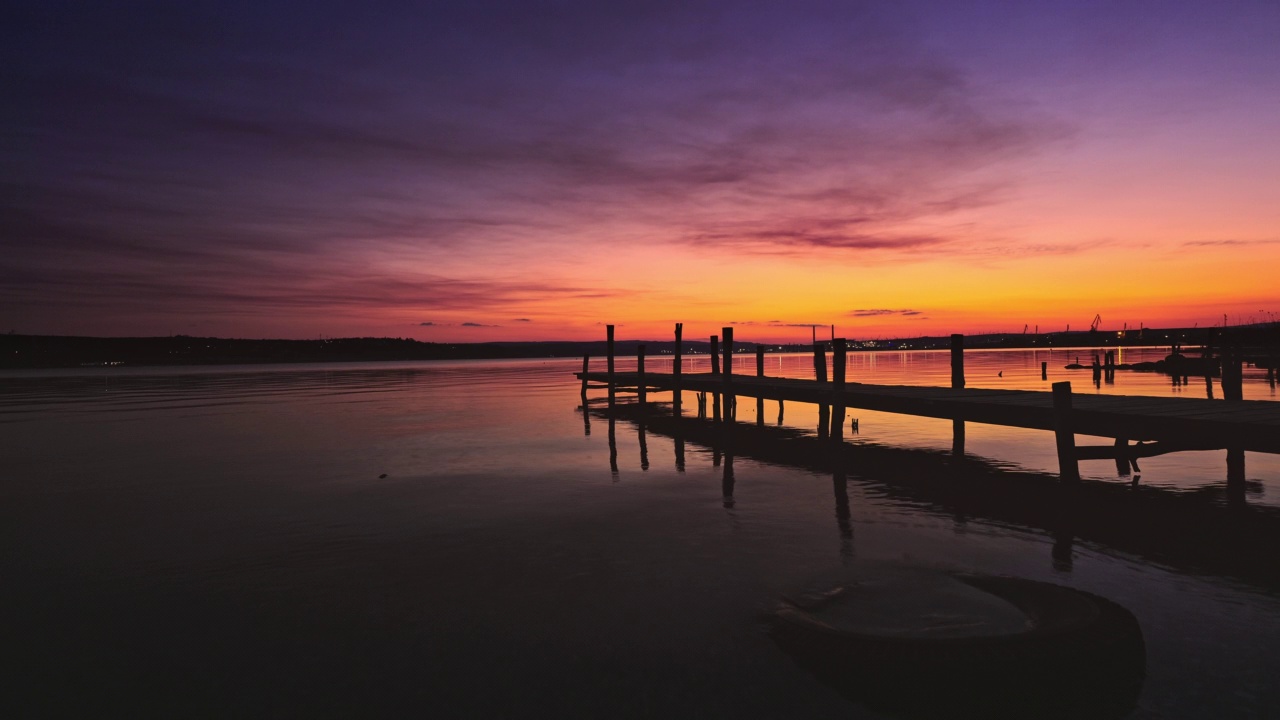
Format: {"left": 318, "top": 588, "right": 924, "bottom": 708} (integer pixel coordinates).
{"left": 3, "top": 323, "right": 1276, "bottom": 369}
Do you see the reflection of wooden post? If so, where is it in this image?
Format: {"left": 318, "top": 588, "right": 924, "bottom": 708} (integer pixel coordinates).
{"left": 830, "top": 338, "right": 846, "bottom": 440}
{"left": 1052, "top": 381, "right": 1079, "bottom": 482}
{"left": 608, "top": 416, "right": 618, "bottom": 476}
{"left": 607, "top": 325, "right": 615, "bottom": 408}
{"left": 951, "top": 334, "right": 965, "bottom": 389}
{"left": 756, "top": 346, "right": 765, "bottom": 426}
{"left": 1227, "top": 447, "right": 1246, "bottom": 504}
{"left": 637, "top": 344, "right": 646, "bottom": 406}
{"left": 673, "top": 323, "right": 683, "bottom": 415}
{"left": 638, "top": 419, "right": 649, "bottom": 471}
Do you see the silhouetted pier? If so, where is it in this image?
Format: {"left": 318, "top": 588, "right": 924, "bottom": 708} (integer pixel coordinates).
{"left": 577, "top": 325, "right": 1280, "bottom": 482}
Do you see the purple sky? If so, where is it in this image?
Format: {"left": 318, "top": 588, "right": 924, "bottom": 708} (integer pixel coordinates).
{"left": 4, "top": 1, "right": 1278, "bottom": 340}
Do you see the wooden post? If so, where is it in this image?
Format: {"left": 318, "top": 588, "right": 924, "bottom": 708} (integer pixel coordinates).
{"left": 1041, "top": 361, "right": 1048, "bottom": 380}
{"left": 1114, "top": 437, "right": 1130, "bottom": 477}
{"left": 951, "top": 334, "right": 965, "bottom": 389}
{"left": 830, "top": 338, "right": 846, "bottom": 439}
{"left": 606, "top": 325, "right": 615, "bottom": 408}
{"left": 710, "top": 333, "right": 721, "bottom": 419}
{"left": 813, "top": 343, "right": 827, "bottom": 383}
{"left": 952, "top": 334, "right": 965, "bottom": 455}
{"left": 1052, "top": 381, "right": 1080, "bottom": 482}
{"left": 722, "top": 327, "right": 733, "bottom": 383}
{"left": 673, "top": 323, "right": 683, "bottom": 415}
{"left": 637, "top": 344, "right": 646, "bottom": 406}
{"left": 581, "top": 354, "right": 589, "bottom": 402}
{"left": 1222, "top": 345, "right": 1244, "bottom": 401}
{"left": 756, "top": 346, "right": 765, "bottom": 426}
{"left": 725, "top": 332, "right": 735, "bottom": 419}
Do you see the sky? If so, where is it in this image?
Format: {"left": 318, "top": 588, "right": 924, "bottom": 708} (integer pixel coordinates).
{"left": 3, "top": 0, "right": 1278, "bottom": 343}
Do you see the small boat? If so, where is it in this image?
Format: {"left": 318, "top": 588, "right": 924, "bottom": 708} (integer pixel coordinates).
{"left": 770, "top": 569, "right": 1145, "bottom": 718}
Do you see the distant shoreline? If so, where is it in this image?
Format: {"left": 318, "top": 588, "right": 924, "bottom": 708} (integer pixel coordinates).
{"left": 4, "top": 325, "right": 1275, "bottom": 370}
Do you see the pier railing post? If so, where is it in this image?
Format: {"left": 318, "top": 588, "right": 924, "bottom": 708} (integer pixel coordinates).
{"left": 607, "top": 325, "right": 615, "bottom": 409}
{"left": 1052, "top": 381, "right": 1080, "bottom": 482}
{"left": 673, "top": 323, "right": 683, "bottom": 416}
{"left": 637, "top": 344, "right": 646, "bottom": 406}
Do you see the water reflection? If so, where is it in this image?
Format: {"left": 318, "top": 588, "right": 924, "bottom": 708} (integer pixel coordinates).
{"left": 600, "top": 402, "right": 1280, "bottom": 594}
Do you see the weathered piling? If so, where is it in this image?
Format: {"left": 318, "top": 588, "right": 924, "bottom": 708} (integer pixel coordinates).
{"left": 607, "top": 325, "right": 615, "bottom": 408}
{"left": 1042, "top": 361, "right": 1048, "bottom": 381}
{"left": 756, "top": 346, "right": 765, "bottom": 426}
{"left": 637, "top": 344, "right": 646, "bottom": 405}
{"left": 1052, "top": 381, "right": 1080, "bottom": 482}
{"left": 710, "top": 334, "right": 721, "bottom": 421}
{"left": 723, "top": 327, "right": 734, "bottom": 381}
{"left": 723, "top": 327, "right": 735, "bottom": 421}
{"left": 951, "top": 334, "right": 965, "bottom": 389}
{"left": 1222, "top": 345, "right": 1244, "bottom": 401}
{"left": 831, "top": 338, "right": 847, "bottom": 440}
{"left": 953, "top": 334, "right": 965, "bottom": 455}
{"left": 673, "top": 323, "right": 683, "bottom": 416}
{"left": 581, "top": 355, "right": 589, "bottom": 402}
{"left": 1114, "top": 437, "right": 1131, "bottom": 477}
{"left": 814, "top": 342, "right": 829, "bottom": 438}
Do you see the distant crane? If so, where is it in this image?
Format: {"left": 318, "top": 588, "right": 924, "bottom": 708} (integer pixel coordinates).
{"left": 1090, "top": 314, "right": 1102, "bottom": 332}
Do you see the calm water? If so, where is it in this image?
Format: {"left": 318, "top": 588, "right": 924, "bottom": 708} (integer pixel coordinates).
{"left": 2, "top": 350, "right": 1278, "bottom": 717}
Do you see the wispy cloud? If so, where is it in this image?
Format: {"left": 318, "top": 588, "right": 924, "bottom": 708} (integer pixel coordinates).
{"left": 849, "top": 309, "right": 923, "bottom": 318}
{"left": 1184, "top": 239, "right": 1280, "bottom": 247}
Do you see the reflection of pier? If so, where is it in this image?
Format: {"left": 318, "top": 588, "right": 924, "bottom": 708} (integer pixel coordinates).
{"left": 579, "top": 326, "right": 1280, "bottom": 486}
{"left": 593, "top": 402, "right": 1280, "bottom": 593}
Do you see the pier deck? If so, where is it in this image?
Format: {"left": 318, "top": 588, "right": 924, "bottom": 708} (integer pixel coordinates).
{"left": 577, "top": 370, "right": 1280, "bottom": 455}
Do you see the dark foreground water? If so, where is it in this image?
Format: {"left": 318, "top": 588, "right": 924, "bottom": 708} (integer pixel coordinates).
{"left": 2, "top": 350, "right": 1278, "bottom": 718}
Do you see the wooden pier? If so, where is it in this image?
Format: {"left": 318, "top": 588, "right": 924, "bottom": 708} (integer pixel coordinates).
{"left": 577, "top": 325, "right": 1280, "bottom": 481}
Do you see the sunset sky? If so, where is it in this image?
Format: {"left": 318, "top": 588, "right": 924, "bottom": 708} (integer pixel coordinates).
{"left": 4, "top": 1, "right": 1278, "bottom": 343}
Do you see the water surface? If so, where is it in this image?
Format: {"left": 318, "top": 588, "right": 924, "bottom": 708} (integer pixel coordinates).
{"left": 2, "top": 350, "right": 1278, "bottom": 717}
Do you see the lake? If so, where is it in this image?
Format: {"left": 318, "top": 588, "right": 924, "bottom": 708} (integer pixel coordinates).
{"left": 2, "top": 349, "right": 1278, "bottom": 718}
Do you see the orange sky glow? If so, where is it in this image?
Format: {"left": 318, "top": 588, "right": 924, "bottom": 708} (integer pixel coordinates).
{"left": 4, "top": 2, "right": 1277, "bottom": 342}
